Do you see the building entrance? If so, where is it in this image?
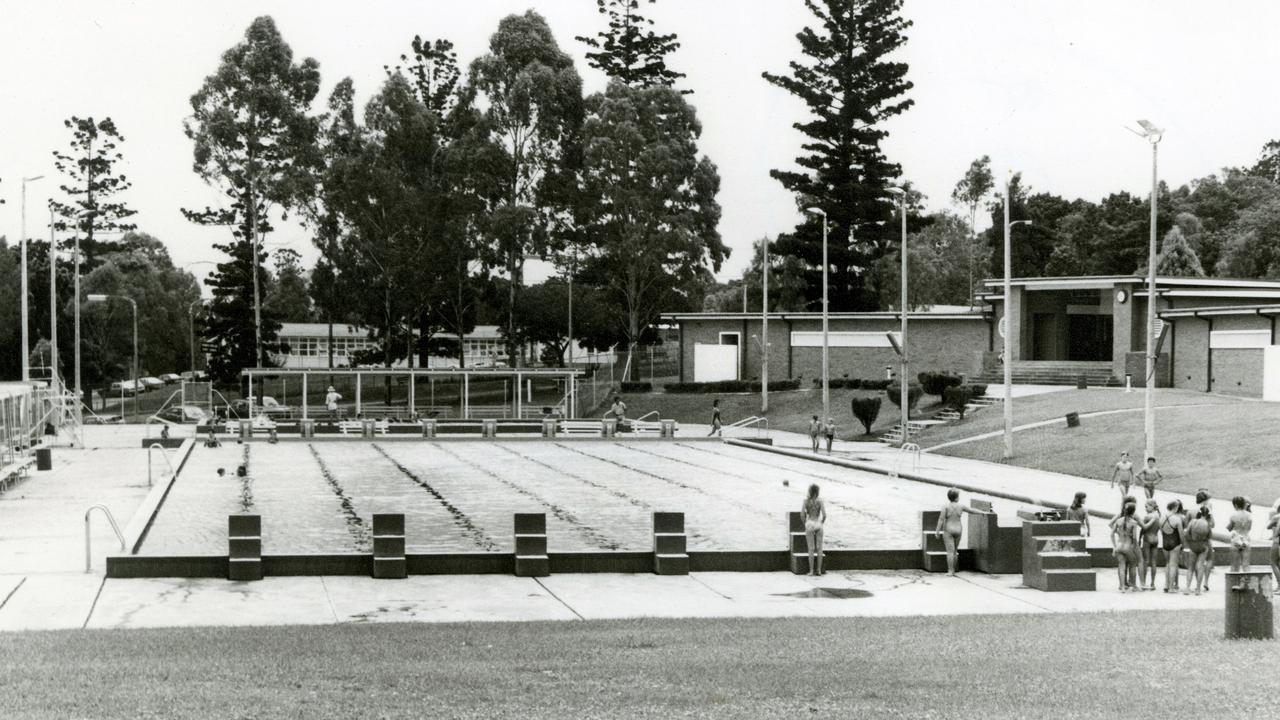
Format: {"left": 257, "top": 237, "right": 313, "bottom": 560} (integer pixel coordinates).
{"left": 1067, "top": 315, "right": 1112, "bottom": 361}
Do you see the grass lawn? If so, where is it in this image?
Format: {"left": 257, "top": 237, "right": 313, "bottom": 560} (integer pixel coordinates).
{"left": 934, "top": 400, "right": 1280, "bottom": 503}
{"left": 591, "top": 387, "right": 909, "bottom": 437}
{"left": 1, "top": 612, "right": 1275, "bottom": 719}
{"left": 919, "top": 387, "right": 1241, "bottom": 447}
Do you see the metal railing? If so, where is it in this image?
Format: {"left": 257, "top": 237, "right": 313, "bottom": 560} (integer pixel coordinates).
{"left": 891, "top": 442, "right": 921, "bottom": 478}
{"left": 147, "top": 443, "right": 174, "bottom": 488}
{"left": 725, "top": 416, "right": 770, "bottom": 438}
{"left": 84, "top": 505, "right": 126, "bottom": 573}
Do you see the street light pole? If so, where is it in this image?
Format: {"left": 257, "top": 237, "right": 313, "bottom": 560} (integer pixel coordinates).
{"left": 189, "top": 299, "right": 206, "bottom": 374}
{"left": 761, "top": 236, "right": 769, "bottom": 414}
{"left": 893, "top": 190, "right": 908, "bottom": 446}
{"left": 1002, "top": 179, "right": 1033, "bottom": 460}
{"left": 20, "top": 175, "right": 45, "bottom": 381}
{"left": 49, "top": 209, "right": 58, "bottom": 388}
{"left": 805, "top": 208, "right": 830, "bottom": 420}
{"left": 1131, "top": 119, "right": 1164, "bottom": 463}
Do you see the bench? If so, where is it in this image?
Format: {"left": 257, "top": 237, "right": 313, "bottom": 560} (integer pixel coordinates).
{"left": 0, "top": 457, "right": 36, "bottom": 492}
{"left": 559, "top": 420, "right": 604, "bottom": 437}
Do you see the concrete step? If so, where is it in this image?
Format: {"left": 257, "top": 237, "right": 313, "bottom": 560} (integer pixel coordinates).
{"left": 922, "top": 531, "right": 946, "bottom": 552}
{"left": 1033, "top": 536, "right": 1086, "bottom": 554}
{"left": 655, "top": 533, "right": 687, "bottom": 555}
{"left": 654, "top": 553, "right": 689, "bottom": 576}
{"left": 514, "top": 555, "right": 549, "bottom": 577}
{"left": 1042, "top": 569, "right": 1097, "bottom": 592}
{"left": 922, "top": 550, "right": 948, "bottom": 573}
{"left": 373, "top": 556, "right": 407, "bottom": 579}
{"left": 1038, "top": 551, "right": 1092, "bottom": 570}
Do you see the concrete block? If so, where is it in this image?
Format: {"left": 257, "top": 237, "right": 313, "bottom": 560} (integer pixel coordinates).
{"left": 654, "top": 533, "right": 687, "bottom": 555}
{"left": 228, "top": 536, "right": 261, "bottom": 559}
{"left": 655, "top": 554, "right": 690, "bottom": 575}
{"left": 1042, "top": 569, "right": 1097, "bottom": 592}
{"left": 373, "top": 557, "right": 407, "bottom": 580}
{"left": 514, "top": 513, "right": 546, "bottom": 535}
{"left": 514, "top": 555, "right": 549, "bottom": 577}
{"left": 373, "top": 514, "right": 405, "bottom": 537}
{"left": 373, "top": 535, "right": 405, "bottom": 558}
{"left": 229, "top": 514, "right": 261, "bottom": 538}
{"left": 228, "top": 558, "right": 262, "bottom": 582}
{"left": 515, "top": 534, "right": 548, "bottom": 557}
{"left": 653, "top": 511, "right": 685, "bottom": 534}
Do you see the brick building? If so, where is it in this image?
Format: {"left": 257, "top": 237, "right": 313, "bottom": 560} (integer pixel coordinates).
{"left": 665, "top": 275, "right": 1280, "bottom": 399}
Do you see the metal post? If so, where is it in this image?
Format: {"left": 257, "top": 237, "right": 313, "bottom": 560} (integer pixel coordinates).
{"left": 302, "top": 373, "right": 308, "bottom": 421}
{"left": 899, "top": 196, "right": 909, "bottom": 448}
{"left": 355, "top": 372, "right": 362, "bottom": 416}
{"left": 1145, "top": 141, "right": 1158, "bottom": 462}
{"left": 74, "top": 231, "right": 82, "bottom": 431}
{"left": 49, "top": 210, "right": 58, "bottom": 388}
{"left": 1003, "top": 179, "right": 1013, "bottom": 459}
{"left": 20, "top": 177, "right": 43, "bottom": 381}
{"left": 130, "top": 299, "right": 138, "bottom": 421}
{"left": 762, "top": 236, "right": 769, "bottom": 414}
{"left": 821, "top": 215, "right": 829, "bottom": 420}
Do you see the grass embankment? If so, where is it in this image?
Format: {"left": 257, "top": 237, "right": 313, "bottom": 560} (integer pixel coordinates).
{"left": 593, "top": 387, "right": 909, "bottom": 436}
{"left": 1, "top": 613, "right": 1274, "bottom": 718}
{"left": 934, "top": 397, "right": 1280, "bottom": 502}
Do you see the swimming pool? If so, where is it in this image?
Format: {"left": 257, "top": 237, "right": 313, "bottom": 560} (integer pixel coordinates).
{"left": 139, "top": 440, "right": 1042, "bottom": 555}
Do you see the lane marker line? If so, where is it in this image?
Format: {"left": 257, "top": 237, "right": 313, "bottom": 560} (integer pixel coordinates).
{"left": 318, "top": 576, "right": 342, "bottom": 623}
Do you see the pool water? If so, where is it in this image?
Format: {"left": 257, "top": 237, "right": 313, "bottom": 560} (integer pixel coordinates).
{"left": 140, "top": 441, "right": 1039, "bottom": 555}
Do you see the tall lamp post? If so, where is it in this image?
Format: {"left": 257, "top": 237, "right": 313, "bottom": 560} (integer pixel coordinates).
{"left": 188, "top": 298, "right": 209, "bottom": 375}
{"left": 87, "top": 294, "right": 138, "bottom": 420}
{"left": 887, "top": 187, "right": 909, "bottom": 445}
{"left": 1001, "top": 178, "right": 1033, "bottom": 459}
{"left": 761, "top": 236, "right": 770, "bottom": 414}
{"left": 804, "top": 207, "right": 829, "bottom": 420}
{"left": 1131, "top": 119, "right": 1163, "bottom": 462}
{"left": 19, "top": 175, "right": 45, "bottom": 381}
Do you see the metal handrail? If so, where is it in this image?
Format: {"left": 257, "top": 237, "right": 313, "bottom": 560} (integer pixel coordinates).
{"left": 725, "top": 416, "right": 770, "bottom": 437}
{"left": 147, "top": 443, "right": 174, "bottom": 488}
{"left": 84, "top": 504, "right": 126, "bottom": 573}
{"left": 633, "top": 410, "right": 660, "bottom": 423}
{"left": 891, "top": 442, "right": 922, "bottom": 478}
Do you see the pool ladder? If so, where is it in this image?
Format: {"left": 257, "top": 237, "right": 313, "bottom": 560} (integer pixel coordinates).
{"left": 84, "top": 505, "right": 126, "bottom": 573}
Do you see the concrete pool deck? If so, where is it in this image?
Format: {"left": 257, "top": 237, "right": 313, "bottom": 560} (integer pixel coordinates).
{"left": 0, "top": 424, "right": 1274, "bottom": 633}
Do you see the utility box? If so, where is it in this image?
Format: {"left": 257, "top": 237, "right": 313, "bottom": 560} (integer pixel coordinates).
{"left": 35, "top": 447, "right": 52, "bottom": 471}
{"left": 1225, "top": 571, "right": 1274, "bottom": 640}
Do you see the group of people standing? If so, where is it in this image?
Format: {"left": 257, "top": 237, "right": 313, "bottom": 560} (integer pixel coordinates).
{"left": 807, "top": 415, "right": 837, "bottom": 453}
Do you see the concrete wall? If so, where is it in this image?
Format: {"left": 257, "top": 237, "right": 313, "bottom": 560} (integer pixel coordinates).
{"left": 678, "top": 317, "right": 988, "bottom": 384}
{"left": 1168, "top": 313, "right": 1274, "bottom": 397}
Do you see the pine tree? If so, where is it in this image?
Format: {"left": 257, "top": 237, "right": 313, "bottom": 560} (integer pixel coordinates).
{"left": 576, "top": 0, "right": 687, "bottom": 91}
{"left": 49, "top": 117, "right": 137, "bottom": 269}
{"left": 1156, "top": 226, "right": 1206, "bottom": 277}
{"left": 763, "top": 0, "right": 914, "bottom": 311}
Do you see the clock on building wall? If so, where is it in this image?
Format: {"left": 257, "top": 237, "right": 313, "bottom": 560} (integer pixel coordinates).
{"left": 1115, "top": 289, "right": 1129, "bottom": 304}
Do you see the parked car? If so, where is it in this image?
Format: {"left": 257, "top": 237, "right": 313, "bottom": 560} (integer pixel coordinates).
{"left": 85, "top": 413, "right": 124, "bottom": 425}
{"left": 160, "top": 373, "right": 183, "bottom": 384}
{"left": 228, "top": 396, "right": 294, "bottom": 419}
{"left": 153, "top": 404, "right": 209, "bottom": 424}
{"left": 109, "top": 380, "right": 141, "bottom": 395}
{"left": 139, "top": 377, "right": 166, "bottom": 390}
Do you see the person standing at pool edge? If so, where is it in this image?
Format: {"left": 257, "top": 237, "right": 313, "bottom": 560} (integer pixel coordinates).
{"left": 1135, "top": 457, "right": 1163, "bottom": 500}
{"left": 823, "top": 417, "right": 836, "bottom": 454}
{"left": 1110, "top": 451, "right": 1135, "bottom": 508}
{"left": 708, "top": 399, "right": 722, "bottom": 437}
{"left": 802, "top": 484, "right": 827, "bottom": 575}
{"left": 935, "top": 488, "right": 967, "bottom": 576}
{"left": 1065, "top": 492, "right": 1090, "bottom": 536}
{"left": 808, "top": 415, "right": 821, "bottom": 452}
{"left": 610, "top": 396, "right": 627, "bottom": 432}
{"left": 325, "top": 386, "right": 342, "bottom": 419}
{"left": 1227, "top": 496, "right": 1253, "bottom": 572}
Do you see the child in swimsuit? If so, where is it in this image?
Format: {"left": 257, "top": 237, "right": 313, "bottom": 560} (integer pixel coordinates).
{"left": 1138, "top": 499, "right": 1161, "bottom": 591}
{"left": 1110, "top": 502, "right": 1140, "bottom": 592}
{"left": 808, "top": 415, "right": 821, "bottom": 452}
{"left": 1065, "top": 492, "right": 1090, "bottom": 536}
{"left": 1135, "top": 457, "right": 1163, "bottom": 500}
{"left": 1268, "top": 499, "right": 1280, "bottom": 586}
{"left": 935, "top": 488, "right": 967, "bottom": 576}
{"left": 802, "top": 484, "right": 827, "bottom": 576}
{"left": 1227, "top": 495, "right": 1253, "bottom": 572}
{"left": 708, "top": 399, "right": 722, "bottom": 437}
{"left": 1161, "top": 499, "right": 1184, "bottom": 592}
{"left": 1110, "top": 452, "right": 1134, "bottom": 509}
{"left": 1184, "top": 506, "right": 1213, "bottom": 596}
{"left": 1194, "top": 489, "right": 1215, "bottom": 591}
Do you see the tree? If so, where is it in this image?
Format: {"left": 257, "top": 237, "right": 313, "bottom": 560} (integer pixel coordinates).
{"left": 264, "top": 248, "right": 313, "bottom": 322}
{"left": 1215, "top": 198, "right": 1280, "bottom": 278}
{"left": 763, "top": 0, "right": 914, "bottom": 312}
{"left": 470, "top": 11, "right": 584, "bottom": 367}
{"left": 580, "top": 81, "right": 726, "bottom": 381}
{"left": 49, "top": 117, "right": 138, "bottom": 270}
{"left": 576, "top": 0, "right": 687, "bottom": 91}
{"left": 873, "top": 212, "right": 974, "bottom": 309}
{"left": 1250, "top": 139, "right": 1280, "bottom": 184}
{"left": 951, "top": 156, "right": 994, "bottom": 305}
{"left": 183, "top": 16, "right": 322, "bottom": 382}
{"left": 1154, "top": 226, "right": 1205, "bottom": 277}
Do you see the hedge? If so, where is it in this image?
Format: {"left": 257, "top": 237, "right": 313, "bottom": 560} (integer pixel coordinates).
{"left": 942, "top": 386, "right": 973, "bottom": 419}
{"left": 850, "top": 396, "right": 882, "bottom": 435}
{"left": 917, "top": 371, "right": 963, "bottom": 397}
{"left": 885, "top": 383, "right": 923, "bottom": 411}
{"left": 810, "top": 378, "right": 892, "bottom": 390}
{"left": 619, "top": 381, "right": 652, "bottom": 393}
{"left": 663, "top": 379, "right": 801, "bottom": 394}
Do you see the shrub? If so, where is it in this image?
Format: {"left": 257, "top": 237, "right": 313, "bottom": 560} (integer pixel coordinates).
{"left": 850, "top": 396, "right": 882, "bottom": 435}
{"left": 885, "top": 383, "right": 923, "bottom": 412}
{"left": 966, "top": 383, "right": 988, "bottom": 399}
{"left": 942, "top": 386, "right": 973, "bottom": 419}
{"left": 860, "top": 379, "right": 891, "bottom": 390}
{"left": 620, "top": 381, "right": 652, "bottom": 393}
{"left": 918, "top": 372, "right": 963, "bottom": 397}
{"left": 662, "top": 379, "right": 800, "bottom": 394}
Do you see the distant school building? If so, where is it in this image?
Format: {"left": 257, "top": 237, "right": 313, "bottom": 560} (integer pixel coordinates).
{"left": 663, "top": 275, "right": 1280, "bottom": 400}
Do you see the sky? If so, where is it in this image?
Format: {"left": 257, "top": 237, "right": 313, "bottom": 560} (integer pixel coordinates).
{"left": 2, "top": 0, "right": 1279, "bottom": 290}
